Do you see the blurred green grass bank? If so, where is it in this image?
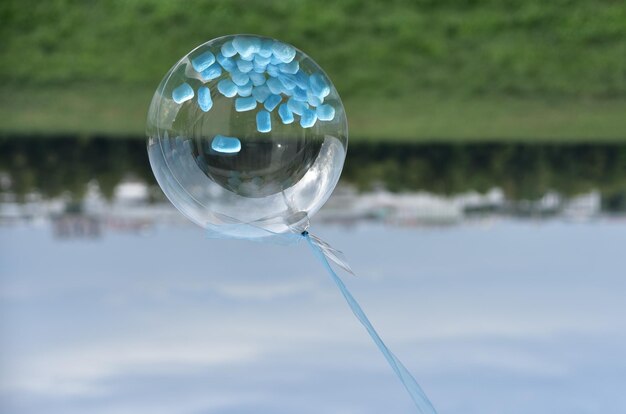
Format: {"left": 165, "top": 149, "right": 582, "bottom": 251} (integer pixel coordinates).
{"left": 1, "top": 0, "right": 625, "bottom": 141}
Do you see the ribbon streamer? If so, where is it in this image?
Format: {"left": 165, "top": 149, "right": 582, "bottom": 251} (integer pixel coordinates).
{"left": 205, "top": 220, "right": 436, "bottom": 412}
{"left": 304, "top": 231, "right": 437, "bottom": 413}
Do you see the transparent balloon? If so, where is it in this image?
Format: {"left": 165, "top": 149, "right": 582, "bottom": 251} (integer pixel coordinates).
{"left": 147, "top": 35, "right": 347, "bottom": 238}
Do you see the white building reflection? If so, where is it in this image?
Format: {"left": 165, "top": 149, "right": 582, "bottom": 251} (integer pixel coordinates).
{"left": 0, "top": 180, "right": 605, "bottom": 238}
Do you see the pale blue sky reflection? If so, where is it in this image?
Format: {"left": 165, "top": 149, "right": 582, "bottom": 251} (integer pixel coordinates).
{"left": 1, "top": 219, "right": 625, "bottom": 414}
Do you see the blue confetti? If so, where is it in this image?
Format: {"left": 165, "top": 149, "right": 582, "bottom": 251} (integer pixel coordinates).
{"left": 199, "top": 62, "right": 222, "bottom": 81}
{"left": 216, "top": 53, "right": 236, "bottom": 72}
{"left": 256, "top": 110, "right": 271, "bottom": 133}
{"left": 300, "top": 108, "right": 317, "bottom": 128}
{"left": 266, "top": 77, "right": 283, "bottom": 94}
{"left": 307, "top": 92, "right": 322, "bottom": 107}
{"left": 235, "top": 96, "right": 257, "bottom": 112}
{"left": 287, "top": 97, "right": 307, "bottom": 115}
{"left": 221, "top": 41, "right": 237, "bottom": 58}
{"left": 236, "top": 58, "right": 254, "bottom": 73}
{"left": 266, "top": 64, "right": 280, "bottom": 78}
{"left": 278, "top": 103, "right": 294, "bottom": 124}
{"left": 293, "top": 86, "right": 308, "bottom": 102}
{"left": 211, "top": 135, "right": 241, "bottom": 153}
{"left": 191, "top": 51, "right": 216, "bottom": 73}
{"left": 252, "top": 85, "right": 271, "bottom": 103}
{"left": 316, "top": 104, "right": 335, "bottom": 121}
{"left": 232, "top": 36, "right": 256, "bottom": 57}
{"left": 253, "top": 62, "right": 267, "bottom": 73}
{"left": 264, "top": 94, "right": 282, "bottom": 112}
{"left": 258, "top": 39, "right": 274, "bottom": 58}
{"left": 278, "top": 74, "right": 296, "bottom": 90}
{"left": 254, "top": 55, "right": 271, "bottom": 67}
{"left": 279, "top": 60, "right": 299, "bottom": 75}
{"left": 309, "top": 73, "right": 331, "bottom": 98}
{"left": 239, "top": 52, "right": 255, "bottom": 62}
{"left": 172, "top": 83, "right": 194, "bottom": 103}
{"left": 248, "top": 72, "right": 266, "bottom": 86}
{"left": 231, "top": 69, "right": 250, "bottom": 86}
{"left": 197, "top": 86, "right": 213, "bottom": 112}
{"left": 237, "top": 80, "right": 253, "bottom": 97}
{"left": 293, "top": 70, "right": 309, "bottom": 89}
{"left": 217, "top": 79, "right": 238, "bottom": 97}
{"left": 271, "top": 42, "right": 296, "bottom": 63}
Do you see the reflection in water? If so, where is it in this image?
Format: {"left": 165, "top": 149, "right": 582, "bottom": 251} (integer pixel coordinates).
{"left": 1, "top": 136, "right": 625, "bottom": 237}
{"left": 1, "top": 220, "right": 625, "bottom": 414}
{"left": 1, "top": 136, "right": 626, "bottom": 413}
{"left": 1, "top": 136, "right": 626, "bottom": 210}
{"left": 0, "top": 181, "right": 609, "bottom": 239}
{"left": 1, "top": 136, "right": 626, "bottom": 235}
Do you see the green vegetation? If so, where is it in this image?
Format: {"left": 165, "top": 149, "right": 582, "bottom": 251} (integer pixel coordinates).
{"left": 2, "top": 137, "right": 626, "bottom": 209}
{"left": 1, "top": 0, "right": 625, "bottom": 140}
{"left": 342, "top": 142, "right": 626, "bottom": 203}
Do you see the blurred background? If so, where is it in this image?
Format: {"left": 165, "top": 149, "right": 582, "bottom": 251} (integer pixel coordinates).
{"left": 1, "top": 1, "right": 625, "bottom": 413}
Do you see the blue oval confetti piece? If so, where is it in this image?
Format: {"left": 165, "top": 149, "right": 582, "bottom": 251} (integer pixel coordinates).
{"left": 197, "top": 86, "right": 213, "bottom": 112}
{"left": 191, "top": 51, "right": 215, "bottom": 73}
{"left": 172, "top": 83, "right": 194, "bottom": 104}
{"left": 211, "top": 135, "right": 241, "bottom": 154}
{"left": 256, "top": 110, "right": 271, "bottom": 133}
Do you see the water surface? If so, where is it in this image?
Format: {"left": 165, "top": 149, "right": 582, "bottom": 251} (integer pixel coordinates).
{"left": 1, "top": 137, "right": 625, "bottom": 413}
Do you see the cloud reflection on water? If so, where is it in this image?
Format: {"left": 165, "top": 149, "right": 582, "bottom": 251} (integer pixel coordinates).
{"left": 1, "top": 219, "right": 625, "bottom": 414}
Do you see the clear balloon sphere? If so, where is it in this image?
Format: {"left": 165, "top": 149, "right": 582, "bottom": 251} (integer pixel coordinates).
{"left": 147, "top": 35, "right": 348, "bottom": 238}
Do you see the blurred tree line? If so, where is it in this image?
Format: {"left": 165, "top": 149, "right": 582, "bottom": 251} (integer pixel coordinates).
{"left": 0, "top": 136, "right": 155, "bottom": 200}
{"left": 342, "top": 142, "right": 626, "bottom": 211}
{"left": 1, "top": 136, "right": 625, "bottom": 211}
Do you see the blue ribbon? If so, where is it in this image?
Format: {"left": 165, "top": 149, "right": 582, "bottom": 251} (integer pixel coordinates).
{"left": 303, "top": 231, "right": 437, "bottom": 413}
{"left": 205, "top": 222, "right": 437, "bottom": 412}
